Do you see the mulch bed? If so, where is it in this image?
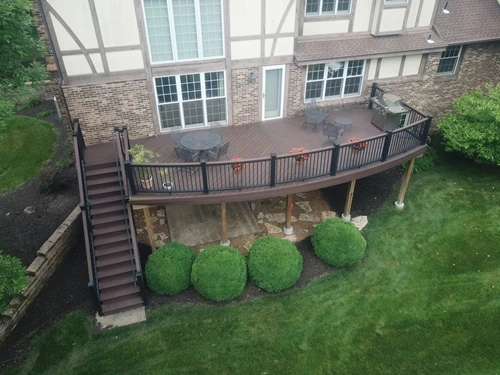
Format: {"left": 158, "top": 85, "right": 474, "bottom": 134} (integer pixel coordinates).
{"left": 0, "top": 101, "right": 79, "bottom": 266}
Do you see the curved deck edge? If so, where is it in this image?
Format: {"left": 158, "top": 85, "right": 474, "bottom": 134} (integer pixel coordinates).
{"left": 130, "top": 145, "right": 427, "bottom": 206}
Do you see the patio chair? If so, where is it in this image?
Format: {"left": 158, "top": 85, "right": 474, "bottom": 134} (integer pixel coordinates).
{"left": 169, "top": 130, "right": 184, "bottom": 147}
{"left": 323, "top": 122, "right": 344, "bottom": 144}
{"left": 206, "top": 141, "right": 229, "bottom": 161}
{"left": 209, "top": 121, "right": 224, "bottom": 136}
{"left": 302, "top": 99, "right": 329, "bottom": 132}
{"left": 174, "top": 146, "right": 200, "bottom": 174}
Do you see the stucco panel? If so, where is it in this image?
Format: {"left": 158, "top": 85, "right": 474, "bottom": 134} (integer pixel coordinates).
{"left": 368, "top": 59, "right": 377, "bottom": 80}
{"left": 62, "top": 55, "right": 92, "bottom": 76}
{"left": 402, "top": 54, "right": 422, "bottom": 76}
{"left": 406, "top": 0, "right": 421, "bottom": 28}
{"left": 303, "top": 20, "right": 349, "bottom": 36}
{"left": 418, "top": 0, "right": 437, "bottom": 27}
{"left": 353, "top": 0, "right": 373, "bottom": 32}
{"left": 106, "top": 50, "right": 144, "bottom": 72}
{"left": 89, "top": 53, "right": 104, "bottom": 73}
{"left": 378, "top": 56, "right": 402, "bottom": 79}
{"left": 229, "top": 0, "right": 261, "bottom": 37}
{"left": 231, "top": 40, "right": 261, "bottom": 60}
{"left": 265, "top": 0, "right": 296, "bottom": 34}
{"left": 51, "top": 16, "right": 79, "bottom": 51}
{"left": 379, "top": 8, "right": 405, "bottom": 33}
{"left": 94, "top": 0, "right": 140, "bottom": 47}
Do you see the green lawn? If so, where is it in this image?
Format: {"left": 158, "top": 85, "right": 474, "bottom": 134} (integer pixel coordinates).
{"left": 7, "top": 162, "right": 500, "bottom": 375}
{"left": 0, "top": 116, "right": 58, "bottom": 194}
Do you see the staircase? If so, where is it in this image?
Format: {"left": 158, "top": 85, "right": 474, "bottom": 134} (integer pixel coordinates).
{"left": 85, "top": 161, "right": 144, "bottom": 315}
{"left": 73, "top": 120, "right": 145, "bottom": 316}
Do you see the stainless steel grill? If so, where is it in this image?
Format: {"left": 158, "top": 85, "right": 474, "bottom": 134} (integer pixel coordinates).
{"left": 371, "top": 92, "right": 409, "bottom": 131}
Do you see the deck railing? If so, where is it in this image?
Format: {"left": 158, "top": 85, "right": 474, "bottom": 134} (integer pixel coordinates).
{"left": 126, "top": 115, "right": 431, "bottom": 196}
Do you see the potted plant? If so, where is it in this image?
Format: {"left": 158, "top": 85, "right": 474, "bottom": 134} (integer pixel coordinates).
{"left": 229, "top": 157, "right": 246, "bottom": 174}
{"left": 160, "top": 169, "right": 173, "bottom": 191}
{"left": 129, "top": 144, "right": 159, "bottom": 190}
{"left": 348, "top": 137, "right": 368, "bottom": 154}
{"left": 289, "top": 147, "right": 309, "bottom": 166}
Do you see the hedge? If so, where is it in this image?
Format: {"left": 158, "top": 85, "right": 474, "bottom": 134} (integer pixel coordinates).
{"left": 145, "top": 243, "right": 196, "bottom": 295}
{"left": 311, "top": 218, "right": 367, "bottom": 267}
{"left": 0, "top": 251, "right": 27, "bottom": 313}
{"left": 191, "top": 246, "right": 247, "bottom": 302}
{"left": 247, "top": 237, "right": 303, "bottom": 292}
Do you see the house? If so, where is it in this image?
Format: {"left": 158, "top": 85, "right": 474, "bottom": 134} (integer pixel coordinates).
{"left": 32, "top": 0, "right": 500, "bottom": 315}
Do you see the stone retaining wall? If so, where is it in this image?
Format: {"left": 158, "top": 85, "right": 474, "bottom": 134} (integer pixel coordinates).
{"left": 0, "top": 206, "right": 82, "bottom": 344}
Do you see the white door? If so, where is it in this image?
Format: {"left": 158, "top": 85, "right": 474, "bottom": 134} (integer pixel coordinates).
{"left": 262, "top": 66, "right": 285, "bottom": 120}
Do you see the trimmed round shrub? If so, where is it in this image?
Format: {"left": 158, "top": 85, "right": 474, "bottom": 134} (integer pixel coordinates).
{"left": 145, "top": 243, "right": 196, "bottom": 295}
{"left": 312, "top": 218, "right": 367, "bottom": 267}
{"left": 191, "top": 246, "right": 247, "bottom": 302}
{"left": 247, "top": 237, "right": 303, "bottom": 292}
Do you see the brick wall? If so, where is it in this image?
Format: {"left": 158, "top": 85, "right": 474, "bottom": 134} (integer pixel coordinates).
{"left": 286, "top": 41, "right": 500, "bottom": 124}
{"left": 63, "top": 80, "right": 155, "bottom": 145}
{"left": 31, "top": 0, "right": 55, "bottom": 65}
{"left": 231, "top": 67, "right": 260, "bottom": 126}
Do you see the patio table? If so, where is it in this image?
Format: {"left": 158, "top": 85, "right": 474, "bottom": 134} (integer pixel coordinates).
{"left": 334, "top": 117, "right": 353, "bottom": 133}
{"left": 181, "top": 130, "right": 222, "bottom": 158}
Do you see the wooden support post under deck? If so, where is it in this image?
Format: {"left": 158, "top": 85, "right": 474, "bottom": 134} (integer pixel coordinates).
{"left": 342, "top": 180, "right": 356, "bottom": 221}
{"left": 220, "top": 202, "right": 230, "bottom": 246}
{"left": 143, "top": 206, "right": 156, "bottom": 252}
{"left": 395, "top": 158, "right": 415, "bottom": 209}
{"left": 283, "top": 194, "right": 294, "bottom": 235}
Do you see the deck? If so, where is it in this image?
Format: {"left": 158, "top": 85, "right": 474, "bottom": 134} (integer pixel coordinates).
{"left": 84, "top": 104, "right": 430, "bottom": 206}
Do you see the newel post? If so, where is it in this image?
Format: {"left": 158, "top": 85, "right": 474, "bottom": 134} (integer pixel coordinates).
{"left": 381, "top": 131, "right": 393, "bottom": 162}
{"left": 422, "top": 115, "right": 433, "bottom": 144}
{"left": 125, "top": 160, "right": 137, "bottom": 195}
{"left": 201, "top": 159, "right": 209, "bottom": 194}
{"left": 270, "top": 153, "right": 277, "bottom": 187}
{"left": 330, "top": 143, "right": 340, "bottom": 176}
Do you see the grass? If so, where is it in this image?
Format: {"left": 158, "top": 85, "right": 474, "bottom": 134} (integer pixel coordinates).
{"left": 0, "top": 116, "right": 58, "bottom": 194}
{"left": 6, "top": 161, "right": 500, "bottom": 375}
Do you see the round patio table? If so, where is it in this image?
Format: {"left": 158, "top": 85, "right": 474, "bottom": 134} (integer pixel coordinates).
{"left": 181, "top": 130, "right": 222, "bottom": 151}
{"left": 334, "top": 117, "right": 353, "bottom": 133}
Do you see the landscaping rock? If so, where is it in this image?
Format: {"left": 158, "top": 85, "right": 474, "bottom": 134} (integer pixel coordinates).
{"left": 296, "top": 201, "right": 312, "bottom": 212}
{"left": 299, "top": 213, "right": 321, "bottom": 222}
{"left": 265, "top": 213, "right": 275, "bottom": 221}
{"left": 155, "top": 240, "right": 165, "bottom": 248}
{"left": 136, "top": 228, "right": 143, "bottom": 234}
{"left": 257, "top": 212, "right": 265, "bottom": 219}
{"left": 321, "top": 211, "right": 337, "bottom": 221}
{"left": 250, "top": 202, "right": 256, "bottom": 211}
{"left": 257, "top": 219, "right": 264, "bottom": 224}
{"left": 352, "top": 216, "right": 368, "bottom": 231}
{"left": 296, "top": 192, "right": 307, "bottom": 198}
{"left": 150, "top": 216, "right": 158, "bottom": 224}
{"left": 157, "top": 209, "right": 165, "bottom": 217}
{"left": 159, "top": 219, "right": 165, "bottom": 225}
{"left": 273, "top": 213, "right": 286, "bottom": 223}
{"left": 284, "top": 235, "right": 298, "bottom": 242}
{"left": 243, "top": 241, "right": 253, "bottom": 251}
{"left": 276, "top": 200, "right": 287, "bottom": 209}
{"left": 264, "top": 223, "right": 282, "bottom": 234}
{"left": 24, "top": 206, "right": 36, "bottom": 215}
{"left": 291, "top": 216, "right": 298, "bottom": 223}
{"left": 156, "top": 232, "right": 168, "bottom": 240}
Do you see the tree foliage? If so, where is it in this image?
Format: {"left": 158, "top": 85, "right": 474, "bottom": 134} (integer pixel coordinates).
{"left": 0, "top": 0, "right": 48, "bottom": 127}
{"left": 438, "top": 85, "right": 500, "bottom": 165}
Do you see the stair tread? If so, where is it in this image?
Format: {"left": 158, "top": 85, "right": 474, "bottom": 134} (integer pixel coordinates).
{"left": 101, "top": 295, "right": 143, "bottom": 314}
{"left": 94, "top": 231, "right": 130, "bottom": 247}
{"left": 89, "top": 194, "right": 123, "bottom": 206}
{"left": 100, "top": 283, "right": 140, "bottom": 301}
{"left": 87, "top": 175, "right": 120, "bottom": 186}
{"left": 93, "top": 222, "right": 128, "bottom": 236}
{"left": 92, "top": 212, "right": 127, "bottom": 226}
{"left": 98, "top": 261, "right": 134, "bottom": 278}
{"left": 99, "top": 273, "right": 135, "bottom": 289}
{"left": 97, "top": 252, "right": 132, "bottom": 267}
{"left": 95, "top": 240, "right": 130, "bottom": 256}
{"left": 86, "top": 166, "right": 119, "bottom": 176}
{"left": 86, "top": 161, "right": 117, "bottom": 171}
{"left": 88, "top": 185, "right": 123, "bottom": 196}
{"left": 91, "top": 202, "right": 124, "bottom": 216}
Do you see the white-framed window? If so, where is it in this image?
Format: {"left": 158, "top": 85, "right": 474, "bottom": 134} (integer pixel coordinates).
{"left": 304, "top": 60, "right": 365, "bottom": 101}
{"left": 436, "top": 45, "right": 462, "bottom": 75}
{"left": 305, "top": 0, "right": 351, "bottom": 16}
{"left": 143, "top": 0, "right": 224, "bottom": 64}
{"left": 155, "top": 71, "right": 227, "bottom": 130}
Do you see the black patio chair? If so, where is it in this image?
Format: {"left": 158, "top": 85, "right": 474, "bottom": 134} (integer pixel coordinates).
{"left": 169, "top": 130, "right": 183, "bottom": 147}
{"left": 206, "top": 141, "right": 229, "bottom": 161}
{"left": 323, "top": 122, "right": 344, "bottom": 144}
{"left": 302, "top": 99, "right": 329, "bottom": 132}
{"left": 174, "top": 146, "right": 200, "bottom": 174}
{"left": 209, "top": 121, "right": 224, "bottom": 136}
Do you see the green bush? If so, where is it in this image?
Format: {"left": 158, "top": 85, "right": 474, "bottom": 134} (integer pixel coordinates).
{"left": 191, "top": 246, "right": 247, "bottom": 302}
{"left": 0, "top": 251, "right": 27, "bottom": 312}
{"left": 145, "top": 243, "right": 196, "bottom": 295}
{"left": 401, "top": 147, "right": 437, "bottom": 173}
{"left": 312, "top": 218, "right": 367, "bottom": 267}
{"left": 438, "top": 84, "right": 500, "bottom": 166}
{"left": 247, "top": 237, "right": 303, "bottom": 292}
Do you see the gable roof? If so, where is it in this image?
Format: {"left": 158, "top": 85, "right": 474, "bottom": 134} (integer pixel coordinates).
{"left": 434, "top": 0, "right": 500, "bottom": 44}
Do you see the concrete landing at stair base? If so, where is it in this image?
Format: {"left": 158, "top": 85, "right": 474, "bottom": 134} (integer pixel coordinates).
{"left": 96, "top": 306, "right": 146, "bottom": 329}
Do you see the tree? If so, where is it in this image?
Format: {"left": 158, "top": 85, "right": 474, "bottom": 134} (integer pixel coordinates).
{"left": 0, "top": 0, "right": 48, "bottom": 128}
{"left": 438, "top": 84, "right": 500, "bottom": 165}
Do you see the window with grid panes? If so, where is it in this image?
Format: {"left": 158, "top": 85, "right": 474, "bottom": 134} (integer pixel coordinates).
{"left": 155, "top": 71, "right": 227, "bottom": 130}
{"left": 143, "top": 0, "right": 224, "bottom": 63}
{"left": 436, "top": 46, "right": 462, "bottom": 75}
{"left": 305, "top": 0, "right": 351, "bottom": 15}
{"left": 305, "top": 60, "right": 365, "bottom": 101}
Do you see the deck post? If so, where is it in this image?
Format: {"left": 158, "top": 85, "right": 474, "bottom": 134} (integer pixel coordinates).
{"left": 330, "top": 143, "right": 340, "bottom": 176}
{"left": 422, "top": 116, "right": 433, "bottom": 144}
{"left": 342, "top": 180, "right": 356, "bottom": 221}
{"left": 368, "top": 82, "right": 378, "bottom": 109}
{"left": 220, "top": 202, "right": 230, "bottom": 246}
{"left": 201, "top": 160, "right": 209, "bottom": 194}
{"left": 270, "top": 153, "right": 277, "bottom": 187}
{"left": 143, "top": 206, "right": 157, "bottom": 252}
{"left": 283, "top": 194, "right": 294, "bottom": 235}
{"left": 395, "top": 158, "right": 415, "bottom": 209}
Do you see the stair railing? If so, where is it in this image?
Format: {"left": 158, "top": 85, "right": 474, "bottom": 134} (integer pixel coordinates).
{"left": 113, "top": 128, "right": 147, "bottom": 304}
{"left": 72, "top": 119, "right": 102, "bottom": 315}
